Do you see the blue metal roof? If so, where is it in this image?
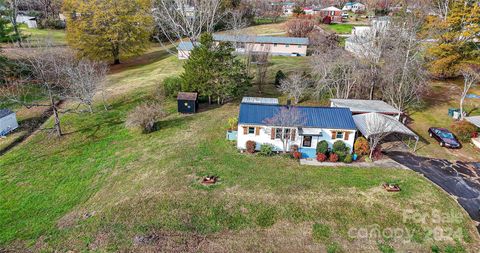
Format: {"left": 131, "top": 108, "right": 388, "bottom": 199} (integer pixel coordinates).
{"left": 0, "top": 109, "right": 14, "bottom": 119}
{"left": 213, "top": 34, "right": 309, "bottom": 45}
{"left": 238, "top": 103, "right": 357, "bottom": 130}
{"left": 178, "top": 41, "right": 195, "bottom": 51}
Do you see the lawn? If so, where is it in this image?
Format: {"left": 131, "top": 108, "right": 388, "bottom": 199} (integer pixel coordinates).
{"left": 19, "top": 25, "right": 66, "bottom": 46}
{"left": 321, "top": 24, "right": 360, "bottom": 34}
{"left": 0, "top": 50, "right": 478, "bottom": 252}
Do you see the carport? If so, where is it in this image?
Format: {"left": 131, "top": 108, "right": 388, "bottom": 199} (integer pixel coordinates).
{"left": 353, "top": 113, "right": 419, "bottom": 152}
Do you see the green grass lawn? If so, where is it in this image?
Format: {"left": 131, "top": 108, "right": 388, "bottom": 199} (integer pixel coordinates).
{"left": 18, "top": 24, "right": 66, "bottom": 46}
{"left": 321, "top": 24, "right": 360, "bottom": 34}
{"left": 0, "top": 52, "right": 479, "bottom": 252}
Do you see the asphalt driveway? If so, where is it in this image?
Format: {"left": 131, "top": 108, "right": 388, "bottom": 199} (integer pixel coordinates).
{"left": 387, "top": 151, "right": 480, "bottom": 231}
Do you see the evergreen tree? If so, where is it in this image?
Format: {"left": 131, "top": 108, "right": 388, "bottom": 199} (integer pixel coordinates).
{"left": 274, "top": 70, "right": 286, "bottom": 87}
{"left": 425, "top": 0, "right": 480, "bottom": 78}
{"left": 181, "top": 33, "right": 251, "bottom": 104}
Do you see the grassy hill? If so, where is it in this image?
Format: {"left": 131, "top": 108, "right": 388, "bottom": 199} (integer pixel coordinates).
{"left": 0, "top": 49, "right": 479, "bottom": 252}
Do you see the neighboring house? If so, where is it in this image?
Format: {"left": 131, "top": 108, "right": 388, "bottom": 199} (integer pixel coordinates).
{"left": 16, "top": 14, "right": 37, "bottom": 28}
{"left": 345, "top": 17, "right": 390, "bottom": 58}
{"left": 303, "top": 7, "right": 314, "bottom": 15}
{"left": 237, "top": 102, "right": 357, "bottom": 158}
{"left": 319, "top": 6, "right": 343, "bottom": 23}
{"left": 241, "top": 97, "right": 279, "bottom": 105}
{"left": 330, "top": 99, "right": 404, "bottom": 121}
{"left": 177, "top": 34, "right": 309, "bottom": 59}
{"left": 0, "top": 109, "right": 19, "bottom": 136}
{"left": 342, "top": 2, "right": 366, "bottom": 12}
{"left": 271, "top": 1, "right": 295, "bottom": 16}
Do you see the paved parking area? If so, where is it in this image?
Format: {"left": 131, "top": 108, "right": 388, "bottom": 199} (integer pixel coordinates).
{"left": 387, "top": 151, "right": 480, "bottom": 232}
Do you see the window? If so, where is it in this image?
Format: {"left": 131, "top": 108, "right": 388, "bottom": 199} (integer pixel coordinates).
{"left": 284, "top": 128, "right": 291, "bottom": 139}
{"left": 260, "top": 43, "right": 264, "bottom": 46}
{"left": 336, "top": 132, "right": 344, "bottom": 139}
{"left": 285, "top": 44, "right": 290, "bottom": 48}
{"left": 274, "top": 43, "right": 278, "bottom": 47}
{"left": 275, "top": 128, "right": 283, "bottom": 139}
{"left": 248, "top": 127, "right": 255, "bottom": 134}
{"left": 303, "top": 136, "right": 312, "bottom": 147}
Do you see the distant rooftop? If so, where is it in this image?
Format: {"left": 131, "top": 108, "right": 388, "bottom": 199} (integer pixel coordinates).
{"left": 330, "top": 99, "right": 402, "bottom": 115}
{"left": 241, "top": 97, "right": 279, "bottom": 105}
{"left": 321, "top": 6, "right": 342, "bottom": 11}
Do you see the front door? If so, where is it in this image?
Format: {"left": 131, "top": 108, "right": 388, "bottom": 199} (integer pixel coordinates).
{"left": 303, "top": 136, "right": 312, "bottom": 147}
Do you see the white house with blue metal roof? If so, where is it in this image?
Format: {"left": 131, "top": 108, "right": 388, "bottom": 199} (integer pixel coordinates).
{"left": 177, "top": 34, "right": 309, "bottom": 59}
{"left": 0, "top": 109, "right": 19, "bottom": 136}
{"left": 237, "top": 102, "right": 357, "bottom": 158}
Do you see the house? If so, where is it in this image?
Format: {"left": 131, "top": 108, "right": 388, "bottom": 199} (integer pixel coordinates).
{"left": 330, "top": 99, "right": 404, "bottom": 121}
{"left": 319, "top": 6, "right": 343, "bottom": 23}
{"left": 177, "top": 34, "right": 309, "bottom": 59}
{"left": 0, "top": 109, "right": 19, "bottom": 136}
{"left": 177, "top": 92, "right": 198, "bottom": 114}
{"left": 342, "top": 2, "right": 366, "bottom": 13}
{"left": 237, "top": 102, "right": 357, "bottom": 158}
{"left": 271, "top": 1, "right": 296, "bottom": 16}
{"left": 16, "top": 14, "right": 37, "bottom": 29}
{"left": 345, "top": 17, "right": 390, "bottom": 58}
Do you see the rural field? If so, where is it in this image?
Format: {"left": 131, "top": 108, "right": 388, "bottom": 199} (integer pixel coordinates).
{"left": 1, "top": 41, "right": 479, "bottom": 252}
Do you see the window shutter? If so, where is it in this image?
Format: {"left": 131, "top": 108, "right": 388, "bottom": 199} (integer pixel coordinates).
{"left": 255, "top": 127, "right": 260, "bottom": 136}
{"left": 271, "top": 128, "right": 275, "bottom": 140}
{"left": 344, "top": 132, "right": 350, "bottom": 140}
{"left": 291, "top": 129, "right": 296, "bottom": 141}
{"left": 243, "top": 126, "right": 248, "bottom": 135}
{"left": 331, "top": 131, "right": 337, "bottom": 139}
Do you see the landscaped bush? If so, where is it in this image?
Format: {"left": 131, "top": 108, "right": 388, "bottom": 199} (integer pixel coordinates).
{"left": 246, "top": 140, "right": 256, "bottom": 154}
{"left": 290, "top": 144, "right": 299, "bottom": 152}
{"left": 259, "top": 144, "right": 274, "bottom": 156}
{"left": 372, "top": 146, "right": 383, "bottom": 160}
{"left": 316, "top": 153, "right": 327, "bottom": 162}
{"left": 227, "top": 117, "right": 238, "bottom": 131}
{"left": 316, "top": 140, "right": 329, "bottom": 154}
{"left": 163, "top": 76, "right": 183, "bottom": 97}
{"left": 344, "top": 154, "right": 353, "bottom": 163}
{"left": 329, "top": 153, "right": 339, "bottom": 162}
{"left": 332, "top": 140, "right": 347, "bottom": 152}
{"left": 125, "top": 103, "right": 166, "bottom": 133}
{"left": 354, "top": 137, "right": 370, "bottom": 156}
{"left": 292, "top": 151, "right": 302, "bottom": 160}
{"left": 451, "top": 120, "right": 477, "bottom": 142}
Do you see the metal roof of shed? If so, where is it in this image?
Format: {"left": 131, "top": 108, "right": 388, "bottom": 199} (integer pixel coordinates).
{"left": 331, "top": 99, "right": 402, "bottom": 115}
{"left": 353, "top": 113, "right": 418, "bottom": 139}
{"left": 239, "top": 103, "right": 357, "bottom": 130}
{"left": 241, "top": 97, "right": 279, "bottom": 105}
{"left": 0, "top": 109, "right": 14, "bottom": 119}
{"left": 466, "top": 116, "right": 480, "bottom": 128}
{"left": 178, "top": 41, "right": 196, "bottom": 51}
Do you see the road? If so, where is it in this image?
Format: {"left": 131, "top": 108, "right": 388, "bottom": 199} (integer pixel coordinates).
{"left": 387, "top": 151, "right": 480, "bottom": 232}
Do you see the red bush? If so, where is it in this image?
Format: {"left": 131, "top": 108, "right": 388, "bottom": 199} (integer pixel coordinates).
{"left": 292, "top": 151, "right": 302, "bottom": 160}
{"left": 290, "top": 145, "right": 299, "bottom": 152}
{"left": 451, "top": 120, "right": 477, "bottom": 142}
{"left": 354, "top": 137, "right": 370, "bottom": 156}
{"left": 329, "top": 153, "right": 339, "bottom": 162}
{"left": 372, "top": 147, "right": 383, "bottom": 160}
{"left": 316, "top": 153, "right": 327, "bottom": 162}
{"left": 246, "top": 140, "right": 256, "bottom": 154}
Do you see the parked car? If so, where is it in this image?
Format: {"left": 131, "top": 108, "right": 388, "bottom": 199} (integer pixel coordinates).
{"left": 428, "top": 127, "right": 461, "bottom": 148}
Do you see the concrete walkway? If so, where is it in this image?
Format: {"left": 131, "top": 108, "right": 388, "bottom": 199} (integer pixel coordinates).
{"left": 300, "top": 157, "right": 408, "bottom": 169}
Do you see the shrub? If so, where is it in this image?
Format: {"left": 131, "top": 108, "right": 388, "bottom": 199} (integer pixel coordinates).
{"left": 332, "top": 140, "right": 347, "bottom": 152}
{"left": 451, "top": 120, "right": 477, "bottom": 142}
{"left": 246, "top": 140, "right": 256, "bottom": 154}
{"left": 163, "top": 76, "right": 183, "bottom": 97}
{"left": 125, "top": 103, "right": 166, "bottom": 133}
{"left": 259, "top": 144, "right": 274, "bottom": 156}
{"left": 227, "top": 117, "right": 238, "bottom": 131}
{"left": 316, "top": 140, "right": 329, "bottom": 154}
{"left": 292, "top": 151, "right": 302, "bottom": 160}
{"left": 372, "top": 146, "right": 383, "bottom": 160}
{"left": 329, "top": 153, "right": 339, "bottom": 162}
{"left": 274, "top": 70, "right": 286, "bottom": 87}
{"left": 290, "top": 144, "right": 299, "bottom": 152}
{"left": 354, "top": 137, "right": 370, "bottom": 156}
{"left": 316, "top": 153, "right": 327, "bottom": 162}
{"left": 344, "top": 154, "right": 353, "bottom": 163}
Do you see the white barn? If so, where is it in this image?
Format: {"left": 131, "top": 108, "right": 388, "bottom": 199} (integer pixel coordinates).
{"left": 0, "top": 109, "right": 19, "bottom": 136}
{"left": 237, "top": 102, "right": 357, "bottom": 158}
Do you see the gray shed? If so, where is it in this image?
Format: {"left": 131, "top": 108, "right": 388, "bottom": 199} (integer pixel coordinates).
{"left": 0, "top": 109, "right": 18, "bottom": 136}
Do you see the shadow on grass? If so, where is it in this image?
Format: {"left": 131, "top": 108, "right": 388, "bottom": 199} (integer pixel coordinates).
{"left": 109, "top": 47, "right": 176, "bottom": 74}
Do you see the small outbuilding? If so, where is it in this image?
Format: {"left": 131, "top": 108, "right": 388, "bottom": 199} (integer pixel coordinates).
{"left": 177, "top": 92, "right": 198, "bottom": 114}
{"left": 0, "top": 109, "right": 19, "bottom": 136}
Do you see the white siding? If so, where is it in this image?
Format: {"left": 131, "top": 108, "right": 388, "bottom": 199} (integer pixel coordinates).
{"left": 237, "top": 124, "right": 356, "bottom": 153}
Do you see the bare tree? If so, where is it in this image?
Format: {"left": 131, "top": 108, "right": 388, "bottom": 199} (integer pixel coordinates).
{"left": 4, "top": 0, "right": 22, "bottom": 47}
{"left": 459, "top": 64, "right": 480, "bottom": 120}
{"left": 63, "top": 59, "right": 109, "bottom": 113}
{"left": 380, "top": 14, "right": 427, "bottom": 112}
{"left": 285, "top": 18, "right": 316, "bottom": 38}
{"left": 152, "top": 0, "right": 223, "bottom": 55}
{"left": 264, "top": 106, "right": 305, "bottom": 153}
{"left": 432, "top": 0, "right": 450, "bottom": 21}
{"left": 279, "top": 73, "right": 310, "bottom": 104}
{"left": 252, "top": 49, "right": 271, "bottom": 93}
